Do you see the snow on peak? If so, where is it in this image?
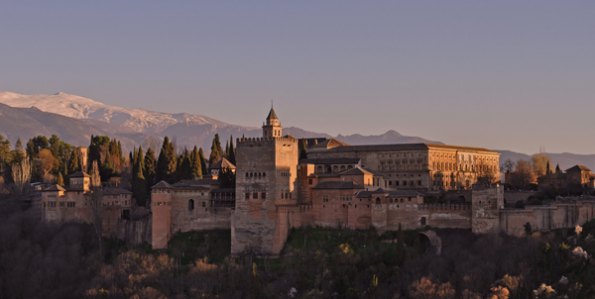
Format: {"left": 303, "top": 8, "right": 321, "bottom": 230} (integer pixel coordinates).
{"left": 0, "top": 91, "right": 226, "bottom": 133}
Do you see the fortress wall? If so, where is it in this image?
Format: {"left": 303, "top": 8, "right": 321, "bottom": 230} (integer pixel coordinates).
{"left": 347, "top": 202, "right": 372, "bottom": 230}
{"left": 116, "top": 216, "right": 151, "bottom": 245}
{"left": 170, "top": 191, "right": 231, "bottom": 233}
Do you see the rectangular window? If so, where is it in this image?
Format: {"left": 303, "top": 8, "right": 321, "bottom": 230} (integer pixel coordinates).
{"left": 245, "top": 192, "right": 250, "bottom": 200}
{"left": 253, "top": 192, "right": 258, "bottom": 199}
{"left": 261, "top": 192, "right": 266, "bottom": 199}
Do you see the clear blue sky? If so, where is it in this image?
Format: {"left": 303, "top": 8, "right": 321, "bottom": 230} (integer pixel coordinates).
{"left": 1, "top": 1, "right": 594, "bottom": 154}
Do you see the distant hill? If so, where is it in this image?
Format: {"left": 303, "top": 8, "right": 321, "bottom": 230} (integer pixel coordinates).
{"left": 0, "top": 91, "right": 440, "bottom": 152}
{"left": 336, "top": 130, "right": 440, "bottom": 145}
{"left": 0, "top": 103, "right": 125, "bottom": 146}
{"left": 1, "top": 91, "right": 593, "bottom": 170}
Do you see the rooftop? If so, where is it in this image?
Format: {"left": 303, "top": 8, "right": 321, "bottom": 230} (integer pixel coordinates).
{"left": 312, "top": 181, "right": 364, "bottom": 190}
{"left": 323, "top": 143, "right": 497, "bottom": 154}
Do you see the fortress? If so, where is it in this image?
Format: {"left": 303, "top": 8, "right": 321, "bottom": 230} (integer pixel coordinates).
{"left": 149, "top": 108, "right": 595, "bottom": 255}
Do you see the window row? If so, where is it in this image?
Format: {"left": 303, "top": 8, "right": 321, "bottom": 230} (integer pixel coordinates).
{"left": 43, "top": 201, "right": 76, "bottom": 208}
{"left": 245, "top": 172, "right": 267, "bottom": 179}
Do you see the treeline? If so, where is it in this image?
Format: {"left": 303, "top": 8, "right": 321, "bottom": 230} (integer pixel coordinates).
{"left": 0, "top": 133, "right": 237, "bottom": 205}
{"left": 503, "top": 153, "right": 553, "bottom": 190}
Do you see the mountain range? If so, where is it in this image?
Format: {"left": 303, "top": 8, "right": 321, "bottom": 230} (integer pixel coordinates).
{"left": 0, "top": 91, "right": 593, "bottom": 170}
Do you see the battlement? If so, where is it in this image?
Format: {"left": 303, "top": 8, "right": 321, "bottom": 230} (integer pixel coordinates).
{"left": 418, "top": 203, "right": 471, "bottom": 211}
{"left": 237, "top": 136, "right": 297, "bottom": 145}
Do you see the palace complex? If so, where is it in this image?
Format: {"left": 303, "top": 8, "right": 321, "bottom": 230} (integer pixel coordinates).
{"left": 34, "top": 107, "right": 595, "bottom": 256}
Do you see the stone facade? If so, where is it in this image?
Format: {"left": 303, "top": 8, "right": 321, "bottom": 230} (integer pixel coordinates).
{"left": 148, "top": 107, "right": 595, "bottom": 256}
{"left": 40, "top": 172, "right": 134, "bottom": 238}
{"left": 150, "top": 179, "right": 235, "bottom": 249}
{"left": 307, "top": 144, "right": 499, "bottom": 191}
{"left": 231, "top": 108, "right": 299, "bottom": 255}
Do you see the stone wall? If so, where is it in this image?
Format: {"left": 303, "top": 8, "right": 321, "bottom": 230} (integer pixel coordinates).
{"left": 232, "top": 137, "right": 299, "bottom": 256}
{"left": 471, "top": 186, "right": 504, "bottom": 234}
{"left": 500, "top": 201, "right": 595, "bottom": 237}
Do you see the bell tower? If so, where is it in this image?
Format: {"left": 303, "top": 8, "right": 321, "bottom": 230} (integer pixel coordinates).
{"left": 262, "top": 106, "right": 282, "bottom": 138}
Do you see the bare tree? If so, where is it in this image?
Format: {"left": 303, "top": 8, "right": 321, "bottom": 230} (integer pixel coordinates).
{"left": 11, "top": 154, "right": 31, "bottom": 193}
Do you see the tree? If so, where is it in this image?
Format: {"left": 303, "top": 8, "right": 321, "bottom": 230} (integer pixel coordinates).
{"left": 35, "top": 148, "right": 59, "bottom": 182}
{"left": 198, "top": 147, "right": 208, "bottom": 176}
{"left": 0, "top": 135, "right": 11, "bottom": 185}
{"left": 176, "top": 148, "right": 192, "bottom": 181}
{"left": 208, "top": 134, "right": 223, "bottom": 166}
{"left": 11, "top": 152, "right": 31, "bottom": 193}
{"left": 228, "top": 136, "right": 236, "bottom": 164}
{"left": 26, "top": 136, "right": 49, "bottom": 158}
{"left": 156, "top": 137, "right": 176, "bottom": 183}
{"left": 190, "top": 146, "right": 203, "bottom": 179}
{"left": 144, "top": 148, "right": 157, "bottom": 188}
{"left": 508, "top": 160, "right": 537, "bottom": 190}
{"left": 132, "top": 147, "right": 147, "bottom": 206}
{"left": 90, "top": 160, "right": 101, "bottom": 188}
{"left": 531, "top": 154, "right": 551, "bottom": 178}
{"left": 67, "top": 148, "right": 82, "bottom": 175}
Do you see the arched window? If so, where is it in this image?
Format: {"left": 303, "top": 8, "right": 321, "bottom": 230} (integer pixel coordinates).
{"left": 375, "top": 197, "right": 381, "bottom": 204}
{"left": 188, "top": 199, "right": 195, "bottom": 211}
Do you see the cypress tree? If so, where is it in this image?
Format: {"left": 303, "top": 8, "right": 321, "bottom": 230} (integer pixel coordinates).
{"left": 132, "top": 146, "right": 147, "bottom": 206}
{"left": 156, "top": 137, "right": 176, "bottom": 183}
{"left": 67, "top": 148, "right": 82, "bottom": 175}
{"left": 177, "top": 148, "right": 192, "bottom": 181}
{"left": 209, "top": 134, "right": 222, "bottom": 166}
{"left": 198, "top": 147, "right": 208, "bottom": 176}
{"left": 228, "top": 135, "right": 236, "bottom": 164}
{"left": 190, "top": 146, "right": 203, "bottom": 179}
{"left": 224, "top": 140, "right": 230, "bottom": 159}
{"left": 144, "top": 147, "right": 157, "bottom": 188}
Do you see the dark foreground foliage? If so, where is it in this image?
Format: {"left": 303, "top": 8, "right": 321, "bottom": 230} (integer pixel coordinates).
{"left": 2, "top": 199, "right": 595, "bottom": 299}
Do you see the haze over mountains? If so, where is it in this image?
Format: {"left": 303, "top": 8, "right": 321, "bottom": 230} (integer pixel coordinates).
{"left": 0, "top": 91, "right": 593, "bottom": 170}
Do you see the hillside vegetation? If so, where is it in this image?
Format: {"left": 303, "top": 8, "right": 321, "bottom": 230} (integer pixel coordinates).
{"left": 2, "top": 200, "right": 595, "bottom": 299}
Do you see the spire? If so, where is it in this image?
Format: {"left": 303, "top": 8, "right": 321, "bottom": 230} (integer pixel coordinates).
{"left": 266, "top": 107, "right": 278, "bottom": 121}
{"left": 262, "top": 105, "right": 282, "bottom": 138}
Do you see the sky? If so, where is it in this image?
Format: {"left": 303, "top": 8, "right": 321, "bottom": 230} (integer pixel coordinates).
{"left": 1, "top": 1, "right": 594, "bottom": 155}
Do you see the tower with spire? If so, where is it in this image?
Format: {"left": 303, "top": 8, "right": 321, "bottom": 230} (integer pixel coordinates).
{"left": 262, "top": 106, "right": 282, "bottom": 138}
{"left": 232, "top": 106, "right": 299, "bottom": 256}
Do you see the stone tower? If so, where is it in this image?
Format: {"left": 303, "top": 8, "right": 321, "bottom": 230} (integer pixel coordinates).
{"left": 231, "top": 107, "right": 298, "bottom": 256}
{"left": 471, "top": 185, "right": 504, "bottom": 234}
{"left": 262, "top": 107, "right": 283, "bottom": 138}
{"left": 151, "top": 181, "right": 174, "bottom": 249}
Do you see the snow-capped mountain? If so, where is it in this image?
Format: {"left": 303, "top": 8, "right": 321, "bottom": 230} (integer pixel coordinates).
{"left": 0, "top": 91, "right": 227, "bottom": 133}
{"left": 0, "top": 91, "right": 437, "bottom": 153}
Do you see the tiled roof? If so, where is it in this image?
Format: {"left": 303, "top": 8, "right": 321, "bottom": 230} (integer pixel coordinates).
{"left": 324, "top": 143, "right": 496, "bottom": 153}
{"left": 355, "top": 189, "right": 421, "bottom": 198}
{"left": 101, "top": 187, "right": 132, "bottom": 195}
{"left": 172, "top": 179, "right": 215, "bottom": 189}
{"left": 566, "top": 165, "right": 591, "bottom": 172}
{"left": 301, "top": 157, "right": 361, "bottom": 165}
{"left": 339, "top": 166, "right": 375, "bottom": 176}
{"left": 151, "top": 181, "right": 173, "bottom": 189}
{"left": 210, "top": 157, "right": 236, "bottom": 170}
